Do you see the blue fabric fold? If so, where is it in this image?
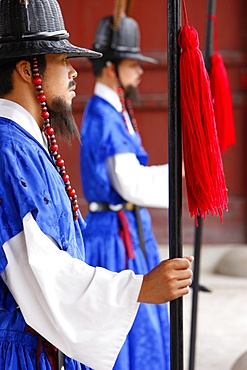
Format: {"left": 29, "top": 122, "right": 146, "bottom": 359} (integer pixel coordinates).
{"left": 80, "top": 96, "right": 170, "bottom": 370}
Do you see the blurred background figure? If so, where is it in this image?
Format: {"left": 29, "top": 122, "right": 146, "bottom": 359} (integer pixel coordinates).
{"left": 80, "top": 12, "right": 171, "bottom": 370}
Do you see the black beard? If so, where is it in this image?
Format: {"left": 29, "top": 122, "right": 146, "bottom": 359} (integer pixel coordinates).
{"left": 47, "top": 96, "right": 80, "bottom": 143}
{"left": 124, "top": 85, "right": 141, "bottom": 106}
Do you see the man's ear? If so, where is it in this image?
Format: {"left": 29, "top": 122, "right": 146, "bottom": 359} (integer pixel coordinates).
{"left": 105, "top": 61, "right": 116, "bottom": 78}
{"left": 15, "top": 60, "right": 32, "bottom": 82}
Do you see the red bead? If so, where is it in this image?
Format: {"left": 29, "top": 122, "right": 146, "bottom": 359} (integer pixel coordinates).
{"left": 42, "top": 111, "right": 50, "bottom": 119}
{"left": 68, "top": 188, "right": 76, "bottom": 197}
{"left": 32, "top": 57, "right": 80, "bottom": 221}
{"left": 37, "top": 94, "right": 46, "bottom": 102}
{"left": 33, "top": 77, "right": 42, "bottom": 85}
{"left": 62, "top": 174, "right": 70, "bottom": 182}
{"left": 56, "top": 158, "right": 65, "bottom": 167}
{"left": 50, "top": 144, "right": 58, "bottom": 152}
{"left": 73, "top": 204, "right": 79, "bottom": 211}
{"left": 73, "top": 212, "right": 79, "bottom": 220}
{"left": 45, "top": 126, "right": 54, "bottom": 136}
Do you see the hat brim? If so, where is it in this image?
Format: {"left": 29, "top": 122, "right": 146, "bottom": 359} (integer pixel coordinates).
{"left": 98, "top": 50, "right": 158, "bottom": 64}
{"left": 120, "top": 52, "right": 159, "bottom": 64}
{"left": 0, "top": 39, "right": 102, "bottom": 61}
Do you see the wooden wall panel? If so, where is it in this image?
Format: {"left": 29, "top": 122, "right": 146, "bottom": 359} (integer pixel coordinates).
{"left": 57, "top": 0, "right": 247, "bottom": 244}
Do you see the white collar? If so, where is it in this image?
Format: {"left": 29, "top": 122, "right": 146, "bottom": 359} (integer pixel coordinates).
{"left": 94, "top": 82, "right": 122, "bottom": 113}
{"left": 0, "top": 99, "right": 48, "bottom": 150}
{"left": 94, "top": 82, "right": 135, "bottom": 135}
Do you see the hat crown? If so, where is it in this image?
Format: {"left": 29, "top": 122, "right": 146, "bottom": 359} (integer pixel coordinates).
{"left": 0, "top": 0, "right": 102, "bottom": 61}
{"left": 93, "top": 16, "right": 140, "bottom": 54}
{"left": 0, "top": 0, "right": 67, "bottom": 42}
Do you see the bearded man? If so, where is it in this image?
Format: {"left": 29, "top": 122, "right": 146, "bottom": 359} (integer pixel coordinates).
{"left": 0, "top": 1, "right": 193, "bottom": 369}
{"left": 80, "top": 15, "right": 172, "bottom": 370}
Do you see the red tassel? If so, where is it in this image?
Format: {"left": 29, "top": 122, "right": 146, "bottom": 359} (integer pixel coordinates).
{"left": 209, "top": 15, "right": 236, "bottom": 153}
{"left": 179, "top": 0, "right": 228, "bottom": 222}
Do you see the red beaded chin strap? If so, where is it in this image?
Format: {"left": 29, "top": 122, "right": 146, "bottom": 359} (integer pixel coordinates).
{"left": 117, "top": 81, "right": 139, "bottom": 133}
{"left": 31, "top": 57, "right": 80, "bottom": 221}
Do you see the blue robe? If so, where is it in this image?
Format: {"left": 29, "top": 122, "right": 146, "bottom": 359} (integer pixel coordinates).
{"left": 0, "top": 117, "right": 89, "bottom": 369}
{"left": 80, "top": 96, "right": 170, "bottom": 370}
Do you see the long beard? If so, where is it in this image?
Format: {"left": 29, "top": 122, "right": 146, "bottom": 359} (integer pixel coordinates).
{"left": 47, "top": 96, "right": 80, "bottom": 143}
{"left": 124, "top": 85, "right": 141, "bottom": 106}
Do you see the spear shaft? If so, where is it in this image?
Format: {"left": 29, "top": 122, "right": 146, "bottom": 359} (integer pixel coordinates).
{"left": 188, "top": 2, "right": 216, "bottom": 370}
{"left": 167, "top": 0, "right": 183, "bottom": 369}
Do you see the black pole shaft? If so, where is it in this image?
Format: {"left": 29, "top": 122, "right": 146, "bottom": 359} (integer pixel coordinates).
{"left": 58, "top": 349, "right": 65, "bottom": 370}
{"left": 205, "top": 0, "right": 216, "bottom": 72}
{"left": 188, "top": 2, "right": 216, "bottom": 369}
{"left": 167, "top": 1, "right": 183, "bottom": 369}
{"left": 125, "top": 0, "right": 132, "bottom": 15}
{"left": 188, "top": 216, "right": 203, "bottom": 370}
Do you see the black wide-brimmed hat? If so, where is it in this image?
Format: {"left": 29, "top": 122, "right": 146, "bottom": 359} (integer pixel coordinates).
{"left": 93, "top": 15, "right": 158, "bottom": 64}
{"left": 0, "top": 0, "right": 102, "bottom": 62}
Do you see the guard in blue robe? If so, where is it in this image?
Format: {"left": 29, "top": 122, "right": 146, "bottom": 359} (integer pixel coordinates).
{"left": 81, "top": 96, "right": 170, "bottom": 370}
{"left": 80, "top": 14, "right": 171, "bottom": 370}
{"left": 0, "top": 2, "right": 194, "bottom": 369}
{"left": 0, "top": 115, "right": 89, "bottom": 370}
{"left": 0, "top": 1, "right": 143, "bottom": 369}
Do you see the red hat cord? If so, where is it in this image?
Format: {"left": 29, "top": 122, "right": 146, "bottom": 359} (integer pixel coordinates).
{"left": 178, "top": 0, "right": 228, "bottom": 224}
{"left": 209, "top": 15, "right": 236, "bottom": 153}
{"left": 32, "top": 57, "right": 80, "bottom": 221}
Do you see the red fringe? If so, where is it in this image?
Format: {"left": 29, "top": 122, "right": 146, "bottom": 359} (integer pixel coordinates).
{"left": 210, "top": 53, "right": 236, "bottom": 153}
{"left": 178, "top": 24, "right": 228, "bottom": 221}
